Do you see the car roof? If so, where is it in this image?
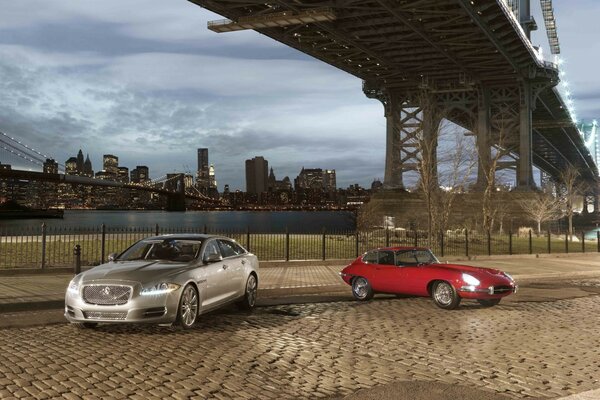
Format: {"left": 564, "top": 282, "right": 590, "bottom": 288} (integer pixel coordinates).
{"left": 142, "top": 234, "right": 233, "bottom": 241}
{"left": 371, "top": 246, "right": 430, "bottom": 252}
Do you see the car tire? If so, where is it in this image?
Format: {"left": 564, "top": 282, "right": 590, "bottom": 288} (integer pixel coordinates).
{"left": 477, "top": 299, "right": 501, "bottom": 307}
{"left": 236, "top": 274, "right": 258, "bottom": 311}
{"left": 176, "top": 284, "right": 199, "bottom": 329}
{"left": 352, "top": 277, "right": 374, "bottom": 301}
{"left": 74, "top": 322, "right": 98, "bottom": 329}
{"left": 432, "top": 281, "right": 461, "bottom": 310}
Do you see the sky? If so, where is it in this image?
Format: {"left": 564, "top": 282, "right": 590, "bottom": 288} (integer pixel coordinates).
{"left": 0, "top": 0, "right": 598, "bottom": 191}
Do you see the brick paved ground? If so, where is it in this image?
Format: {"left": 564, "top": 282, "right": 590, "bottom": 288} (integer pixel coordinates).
{"left": 1, "top": 286, "right": 600, "bottom": 399}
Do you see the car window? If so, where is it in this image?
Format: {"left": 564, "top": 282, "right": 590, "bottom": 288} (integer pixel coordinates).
{"left": 218, "top": 239, "right": 238, "bottom": 258}
{"left": 229, "top": 241, "right": 247, "bottom": 255}
{"left": 203, "top": 240, "right": 221, "bottom": 261}
{"left": 396, "top": 251, "right": 417, "bottom": 266}
{"left": 377, "top": 250, "right": 395, "bottom": 265}
{"left": 415, "top": 250, "right": 437, "bottom": 264}
{"left": 362, "top": 251, "right": 378, "bottom": 264}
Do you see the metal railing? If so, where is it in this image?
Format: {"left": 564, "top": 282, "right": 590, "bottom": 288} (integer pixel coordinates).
{"left": 0, "top": 225, "right": 598, "bottom": 269}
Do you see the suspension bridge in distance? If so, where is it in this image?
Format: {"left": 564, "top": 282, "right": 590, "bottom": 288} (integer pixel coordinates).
{"left": 0, "top": 133, "right": 220, "bottom": 211}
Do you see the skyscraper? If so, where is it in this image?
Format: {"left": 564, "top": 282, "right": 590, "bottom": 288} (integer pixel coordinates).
{"left": 103, "top": 154, "right": 119, "bottom": 176}
{"left": 323, "top": 169, "right": 337, "bottom": 192}
{"left": 76, "top": 150, "right": 84, "bottom": 175}
{"left": 43, "top": 159, "right": 58, "bottom": 174}
{"left": 197, "top": 148, "right": 209, "bottom": 190}
{"left": 83, "top": 154, "right": 93, "bottom": 177}
{"left": 131, "top": 166, "right": 149, "bottom": 183}
{"left": 246, "top": 156, "right": 268, "bottom": 194}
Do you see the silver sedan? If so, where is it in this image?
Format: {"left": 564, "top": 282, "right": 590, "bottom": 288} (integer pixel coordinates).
{"left": 65, "top": 234, "right": 259, "bottom": 329}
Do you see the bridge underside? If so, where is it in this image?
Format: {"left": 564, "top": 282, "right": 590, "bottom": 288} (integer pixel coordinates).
{"left": 191, "top": 0, "right": 597, "bottom": 189}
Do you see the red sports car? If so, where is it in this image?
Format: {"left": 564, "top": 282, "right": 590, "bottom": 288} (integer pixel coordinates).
{"left": 340, "top": 247, "right": 517, "bottom": 309}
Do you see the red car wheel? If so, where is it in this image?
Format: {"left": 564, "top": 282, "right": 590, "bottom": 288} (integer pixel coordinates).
{"left": 352, "top": 277, "right": 374, "bottom": 301}
{"left": 432, "top": 281, "right": 461, "bottom": 310}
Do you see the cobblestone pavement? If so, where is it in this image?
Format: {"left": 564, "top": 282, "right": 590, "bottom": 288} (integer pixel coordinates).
{"left": 2, "top": 286, "right": 600, "bottom": 400}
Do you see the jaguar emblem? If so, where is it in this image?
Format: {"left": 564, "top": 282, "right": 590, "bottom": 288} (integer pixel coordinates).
{"left": 101, "top": 286, "right": 112, "bottom": 297}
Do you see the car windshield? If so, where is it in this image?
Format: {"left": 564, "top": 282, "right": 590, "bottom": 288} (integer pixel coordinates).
{"left": 395, "top": 249, "right": 439, "bottom": 266}
{"left": 118, "top": 239, "right": 204, "bottom": 262}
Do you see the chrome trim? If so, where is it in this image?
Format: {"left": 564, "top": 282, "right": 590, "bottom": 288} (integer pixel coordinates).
{"left": 84, "top": 311, "right": 128, "bottom": 320}
{"left": 82, "top": 284, "right": 133, "bottom": 305}
{"left": 459, "top": 285, "right": 518, "bottom": 294}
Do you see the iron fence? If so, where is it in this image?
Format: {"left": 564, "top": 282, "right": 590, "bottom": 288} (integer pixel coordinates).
{"left": 0, "top": 224, "right": 598, "bottom": 269}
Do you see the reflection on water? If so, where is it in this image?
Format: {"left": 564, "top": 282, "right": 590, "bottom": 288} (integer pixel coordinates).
{"left": 0, "top": 210, "right": 356, "bottom": 233}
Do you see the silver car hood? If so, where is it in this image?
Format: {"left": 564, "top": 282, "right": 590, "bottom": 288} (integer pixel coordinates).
{"left": 80, "top": 260, "right": 192, "bottom": 283}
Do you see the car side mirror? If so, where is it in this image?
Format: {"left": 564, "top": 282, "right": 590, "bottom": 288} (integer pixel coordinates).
{"left": 108, "top": 253, "right": 118, "bottom": 262}
{"left": 204, "top": 253, "right": 222, "bottom": 264}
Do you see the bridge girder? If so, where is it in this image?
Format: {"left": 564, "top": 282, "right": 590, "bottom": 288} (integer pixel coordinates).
{"left": 191, "top": 0, "right": 598, "bottom": 187}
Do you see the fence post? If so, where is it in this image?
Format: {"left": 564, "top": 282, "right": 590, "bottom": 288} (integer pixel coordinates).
{"left": 285, "top": 227, "right": 290, "bottom": 262}
{"left": 41, "top": 223, "right": 47, "bottom": 269}
{"left": 203, "top": 225, "right": 208, "bottom": 234}
{"left": 487, "top": 230, "right": 491, "bottom": 256}
{"left": 597, "top": 231, "right": 600, "bottom": 253}
{"left": 73, "top": 244, "right": 81, "bottom": 275}
{"left": 582, "top": 231, "right": 585, "bottom": 253}
{"left": 528, "top": 229, "right": 532, "bottom": 255}
{"left": 509, "top": 230, "right": 513, "bottom": 255}
{"left": 322, "top": 227, "right": 326, "bottom": 261}
{"left": 101, "top": 224, "right": 106, "bottom": 264}
{"left": 547, "top": 230, "right": 551, "bottom": 254}
{"left": 385, "top": 227, "right": 390, "bottom": 247}
{"left": 355, "top": 231, "right": 359, "bottom": 258}
{"left": 246, "top": 227, "right": 251, "bottom": 252}
{"left": 565, "top": 231, "right": 569, "bottom": 253}
{"left": 465, "top": 229, "right": 469, "bottom": 258}
{"left": 155, "top": 223, "right": 159, "bottom": 236}
{"left": 414, "top": 229, "right": 418, "bottom": 247}
{"left": 440, "top": 230, "right": 444, "bottom": 258}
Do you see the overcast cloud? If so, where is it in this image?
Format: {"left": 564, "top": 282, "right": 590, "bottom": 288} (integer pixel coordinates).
{"left": 0, "top": 0, "right": 597, "bottom": 190}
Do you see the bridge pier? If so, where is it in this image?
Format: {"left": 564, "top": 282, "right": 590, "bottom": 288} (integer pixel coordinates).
{"left": 165, "top": 173, "right": 186, "bottom": 211}
{"left": 517, "top": 81, "right": 535, "bottom": 190}
{"left": 365, "top": 80, "right": 541, "bottom": 192}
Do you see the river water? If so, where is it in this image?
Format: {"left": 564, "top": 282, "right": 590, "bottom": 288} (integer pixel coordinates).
{"left": 0, "top": 210, "right": 356, "bottom": 233}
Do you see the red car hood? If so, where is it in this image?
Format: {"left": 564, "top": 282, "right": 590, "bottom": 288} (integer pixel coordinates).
{"left": 433, "top": 263, "right": 504, "bottom": 276}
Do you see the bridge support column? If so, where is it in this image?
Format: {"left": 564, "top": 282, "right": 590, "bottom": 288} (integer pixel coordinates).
{"left": 166, "top": 173, "right": 186, "bottom": 211}
{"left": 517, "top": 82, "right": 535, "bottom": 190}
{"left": 476, "top": 88, "right": 492, "bottom": 188}
{"left": 383, "top": 94, "right": 404, "bottom": 189}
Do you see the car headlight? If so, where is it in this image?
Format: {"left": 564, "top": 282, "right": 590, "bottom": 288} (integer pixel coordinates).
{"left": 140, "top": 283, "right": 181, "bottom": 296}
{"left": 462, "top": 273, "right": 480, "bottom": 286}
{"left": 503, "top": 272, "right": 514, "bottom": 282}
{"left": 67, "top": 279, "right": 79, "bottom": 295}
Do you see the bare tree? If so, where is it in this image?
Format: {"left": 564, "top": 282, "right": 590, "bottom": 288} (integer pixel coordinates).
{"left": 414, "top": 91, "right": 444, "bottom": 245}
{"left": 436, "top": 128, "right": 478, "bottom": 233}
{"left": 478, "top": 122, "right": 514, "bottom": 233}
{"left": 518, "top": 193, "right": 562, "bottom": 235}
{"left": 558, "top": 165, "right": 581, "bottom": 240}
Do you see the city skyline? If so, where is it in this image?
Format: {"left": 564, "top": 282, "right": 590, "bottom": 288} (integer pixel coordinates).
{"left": 0, "top": 1, "right": 598, "bottom": 191}
{"left": 49, "top": 146, "right": 347, "bottom": 191}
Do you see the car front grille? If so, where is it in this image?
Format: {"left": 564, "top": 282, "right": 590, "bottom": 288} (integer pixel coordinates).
{"left": 82, "top": 285, "right": 131, "bottom": 305}
{"left": 84, "top": 311, "right": 128, "bottom": 320}
{"left": 492, "top": 285, "right": 514, "bottom": 294}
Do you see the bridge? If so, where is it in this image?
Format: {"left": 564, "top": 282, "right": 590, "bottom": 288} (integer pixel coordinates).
{"left": 0, "top": 132, "right": 220, "bottom": 211}
{"left": 0, "top": 168, "right": 220, "bottom": 211}
{"left": 190, "top": 0, "right": 598, "bottom": 192}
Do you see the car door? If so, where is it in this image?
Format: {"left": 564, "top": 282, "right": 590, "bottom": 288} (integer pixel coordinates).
{"left": 217, "top": 239, "right": 245, "bottom": 298}
{"left": 370, "top": 250, "right": 404, "bottom": 293}
{"left": 200, "top": 239, "right": 231, "bottom": 308}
